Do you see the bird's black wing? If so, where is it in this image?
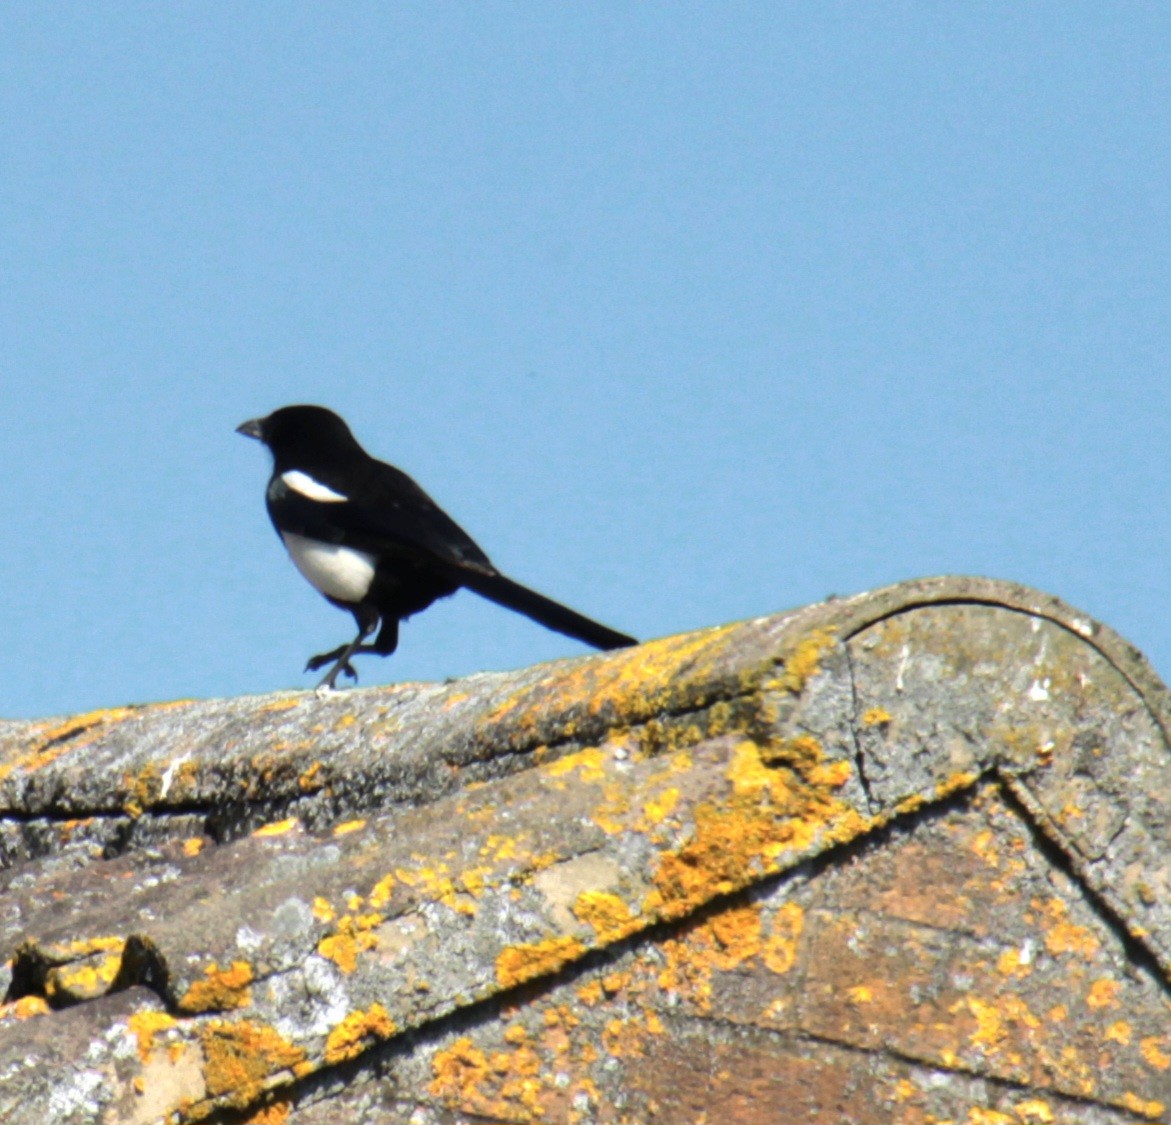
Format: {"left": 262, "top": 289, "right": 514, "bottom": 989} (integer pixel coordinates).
{"left": 266, "top": 459, "right": 496, "bottom": 573}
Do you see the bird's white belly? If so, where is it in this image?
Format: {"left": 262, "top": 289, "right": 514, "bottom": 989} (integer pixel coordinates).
{"left": 281, "top": 532, "right": 376, "bottom": 603}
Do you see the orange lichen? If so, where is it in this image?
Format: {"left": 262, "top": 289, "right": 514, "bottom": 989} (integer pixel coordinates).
{"left": 178, "top": 960, "right": 254, "bottom": 1013}
{"left": 128, "top": 1010, "right": 178, "bottom": 1062}
{"left": 934, "top": 770, "right": 979, "bottom": 800}
{"left": 963, "top": 995, "right": 1039, "bottom": 1054}
{"left": 200, "top": 1019, "right": 306, "bottom": 1104}
{"left": 1086, "top": 977, "right": 1120, "bottom": 1010}
{"left": 429, "top": 1037, "right": 491, "bottom": 1104}
{"left": 572, "top": 890, "right": 637, "bottom": 943}
{"left": 1119, "top": 1092, "right": 1166, "bottom": 1120}
{"left": 996, "top": 948, "right": 1031, "bottom": 978}
{"left": 297, "top": 762, "right": 324, "bottom": 792}
{"left": 368, "top": 873, "right": 396, "bottom": 909}
{"left": 643, "top": 786, "right": 680, "bottom": 825}
{"left": 496, "top": 936, "right": 587, "bottom": 989}
{"left": 252, "top": 818, "right": 299, "bottom": 838}
{"left": 1041, "top": 899, "right": 1100, "bottom": 959}
{"left": 44, "top": 950, "right": 123, "bottom": 1002}
{"left": 1013, "top": 1101, "right": 1055, "bottom": 1124}
{"left": 323, "top": 1004, "right": 397, "bottom": 1065}
{"left": 1105, "top": 1020, "right": 1132, "bottom": 1045}
{"left": 545, "top": 747, "right": 607, "bottom": 783}
{"left": 5, "top": 995, "right": 50, "bottom": 1020}
{"left": 429, "top": 1032, "right": 547, "bottom": 1119}
{"left": 183, "top": 837, "right": 205, "bottom": 857}
{"left": 317, "top": 913, "right": 382, "bottom": 974}
{"left": 311, "top": 897, "right": 335, "bottom": 923}
{"left": 1139, "top": 1036, "right": 1171, "bottom": 1071}
{"left": 862, "top": 706, "right": 892, "bottom": 726}
{"left": 769, "top": 629, "right": 835, "bottom": 693}
{"left": 646, "top": 737, "right": 869, "bottom": 921}
{"left": 657, "top": 904, "right": 765, "bottom": 1010}
{"left": 762, "top": 901, "right": 804, "bottom": 974}
{"left": 0, "top": 707, "right": 136, "bottom": 784}
{"left": 243, "top": 1099, "right": 292, "bottom": 1124}
{"left": 482, "top": 623, "right": 741, "bottom": 738}
{"left": 332, "top": 818, "right": 366, "bottom": 836}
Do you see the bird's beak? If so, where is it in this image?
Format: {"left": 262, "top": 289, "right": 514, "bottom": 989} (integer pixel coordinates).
{"left": 236, "top": 417, "right": 265, "bottom": 441}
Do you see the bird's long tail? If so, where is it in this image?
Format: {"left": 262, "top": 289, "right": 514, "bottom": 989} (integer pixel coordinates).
{"left": 459, "top": 570, "right": 637, "bottom": 651}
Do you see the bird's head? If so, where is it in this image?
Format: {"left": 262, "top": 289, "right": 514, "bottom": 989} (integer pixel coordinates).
{"left": 236, "top": 405, "right": 363, "bottom": 468}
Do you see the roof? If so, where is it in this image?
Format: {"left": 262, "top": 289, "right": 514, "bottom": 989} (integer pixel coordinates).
{"left": 1, "top": 576, "right": 1170, "bottom": 1124}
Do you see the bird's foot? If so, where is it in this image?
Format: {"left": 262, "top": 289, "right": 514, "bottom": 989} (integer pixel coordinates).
{"left": 305, "top": 645, "right": 347, "bottom": 673}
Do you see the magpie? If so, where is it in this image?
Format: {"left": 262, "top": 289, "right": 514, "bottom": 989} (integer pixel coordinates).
{"left": 237, "top": 404, "right": 637, "bottom": 689}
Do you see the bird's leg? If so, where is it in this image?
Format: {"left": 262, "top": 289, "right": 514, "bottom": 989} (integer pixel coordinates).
{"left": 312, "top": 610, "right": 380, "bottom": 691}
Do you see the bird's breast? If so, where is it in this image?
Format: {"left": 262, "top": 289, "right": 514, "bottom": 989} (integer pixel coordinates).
{"left": 281, "top": 532, "right": 376, "bottom": 603}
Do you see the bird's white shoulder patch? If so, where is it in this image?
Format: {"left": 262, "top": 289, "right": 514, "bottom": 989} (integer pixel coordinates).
{"left": 280, "top": 470, "right": 348, "bottom": 503}
{"left": 281, "top": 533, "right": 376, "bottom": 603}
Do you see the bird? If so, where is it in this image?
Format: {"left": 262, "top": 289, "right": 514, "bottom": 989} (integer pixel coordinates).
{"left": 237, "top": 404, "right": 637, "bottom": 689}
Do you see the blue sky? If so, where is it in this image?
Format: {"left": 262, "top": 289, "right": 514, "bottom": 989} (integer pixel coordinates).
{"left": 2, "top": 5, "right": 1169, "bottom": 718}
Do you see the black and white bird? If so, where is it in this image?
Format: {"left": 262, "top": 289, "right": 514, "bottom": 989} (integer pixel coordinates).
{"left": 237, "top": 404, "right": 637, "bottom": 689}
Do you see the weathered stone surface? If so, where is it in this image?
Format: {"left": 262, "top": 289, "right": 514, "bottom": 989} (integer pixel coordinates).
{"left": 0, "top": 576, "right": 1168, "bottom": 1123}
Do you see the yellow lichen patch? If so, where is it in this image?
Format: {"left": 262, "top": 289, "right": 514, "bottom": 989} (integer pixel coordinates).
{"left": 429, "top": 1032, "right": 547, "bottom": 1119}
{"left": 183, "top": 837, "right": 205, "bottom": 857}
{"left": 963, "top": 994, "right": 1040, "bottom": 1056}
{"left": 317, "top": 913, "right": 382, "bottom": 974}
{"left": 311, "top": 897, "right": 335, "bottom": 923}
{"left": 762, "top": 901, "right": 804, "bottom": 974}
{"left": 1013, "top": 1100, "right": 1054, "bottom": 1124}
{"left": 1140, "top": 1036, "right": 1171, "bottom": 1071}
{"left": 395, "top": 862, "right": 480, "bottom": 916}
{"left": 367, "top": 873, "right": 396, "bottom": 910}
{"left": 4, "top": 995, "right": 50, "bottom": 1020}
{"left": 252, "top": 817, "right": 299, "bottom": 838}
{"left": 503, "top": 1023, "right": 529, "bottom": 1046}
{"left": 643, "top": 786, "right": 680, "bottom": 826}
{"left": 123, "top": 761, "right": 162, "bottom": 818}
{"left": 128, "top": 1010, "right": 178, "bottom": 1062}
{"left": 200, "top": 1019, "right": 306, "bottom": 1105}
{"left": 480, "top": 834, "right": 519, "bottom": 862}
{"left": 996, "top": 948, "right": 1032, "bottom": 979}
{"left": 496, "top": 936, "right": 587, "bottom": 989}
{"left": 934, "top": 770, "right": 979, "bottom": 800}
{"left": 545, "top": 747, "right": 607, "bottom": 784}
{"left": 483, "top": 623, "right": 741, "bottom": 739}
{"left": 243, "top": 1098, "right": 291, "bottom": 1125}
{"left": 576, "top": 980, "right": 603, "bottom": 1006}
{"left": 572, "top": 890, "right": 637, "bottom": 944}
{"left": 1040, "top": 899, "right": 1100, "bottom": 960}
{"left": 768, "top": 629, "right": 836, "bottom": 694}
{"left": 967, "top": 1109, "right": 1014, "bottom": 1125}
{"left": 297, "top": 762, "right": 324, "bottom": 792}
{"left": 431, "top": 1037, "right": 494, "bottom": 1107}
{"left": 647, "top": 737, "right": 868, "bottom": 921}
{"left": 1085, "top": 977, "right": 1120, "bottom": 1010}
{"left": 323, "top": 1003, "right": 397, "bottom": 1065}
{"left": 260, "top": 698, "right": 301, "bottom": 713}
{"left": 1105, "top": 1020, "right": 1132, "bottom": 1045}
{"left": 1119, "top": 1092, "right": 1165, "bottom": 1120}
{"left": 861, "top": 706, "right": 892, "bottom": 726}
{"left": 0, "top": 706, "right": 136, "bottom": 784}
{"left": 331, "top": 819, "right": 366, "bottom": 836}
{"left": 178, "top": 960, "right": 254, "bottom": 1013}
{"left": 657, "top": 903, "right": 765, "bottom": 1010}
{"left": 761, "top": 737, "right": 824, "bottom": 778}
{"left": 970, "top": 829, "right": 1000, "bottom": 867}
{"left": 44, "top": 949, "right": 123, "bottom": 1003}
{"left": 846, "top": 984, "right": 873, "bottom": 1004}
